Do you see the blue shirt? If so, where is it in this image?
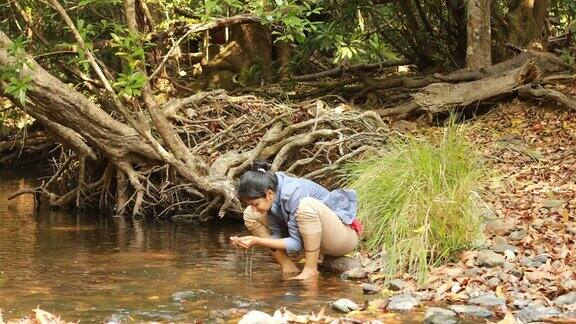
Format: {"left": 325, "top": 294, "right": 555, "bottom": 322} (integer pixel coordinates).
{"left": 266, "top": 172, "right": 357, "bottom": 253}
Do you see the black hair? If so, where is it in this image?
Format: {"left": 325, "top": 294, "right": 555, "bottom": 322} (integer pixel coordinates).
{"left": 237, "top": 160, "right": 278, "bottom": 201}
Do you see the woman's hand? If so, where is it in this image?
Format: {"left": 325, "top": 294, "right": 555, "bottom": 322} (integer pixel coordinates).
{"left": 229, "top": 235, "right": 259, "bottom": 249}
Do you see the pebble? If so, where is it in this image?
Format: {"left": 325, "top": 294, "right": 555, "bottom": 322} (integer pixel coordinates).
{"left": 513, "top": 299, "right": 530, "bottom": 309}
{"left": 517, "top": 305, "right": 561, "bottom": 323}
{"left": 425, "top": 307, "right": 457, "bottom": 318}
{"left": 171, "top": 291, "right": 197, "bottom": 302}
{"left": 468, "top": 292, "right": 506, "bottom": 307}
{"left": 388, "top": 279, "right": 406, "bottom": 291}
{"left": 533, "top": 253, "right": 550, "bottom": 264}
{"left": 485, "top": 219, "right": 514, "bottom": 234}
{"left": 103, "top": 313, "right": 130, "bottom": 324}
{"left": 553, "top": 292, "right": 576, "bottom": 307}
{"left": 491, "top": 243, "right": 520, "bottom": 253}
{"left": 543, "top": 199, "right": 565, "bottom": 208}
{"left": 504, "top": 250, "right": 516, "bottom": 260}
{"left": 492, "top": 236, "right": 508, "bottom": 245}
{"left": 341, "top": 267, "right": 367, "bottom": 279}
{"left": 362, "top": 283, "right": 382, "bottom": 294}
{"left": 424, "top": 307, "right": 458, "bottom": 324}
{"left": 387, "top": 294, "right": 419, "bottom": 311}
{"left": 323, "top": 255, "right": 361, "bottom": 273}
{"left": 449, "top": 305, "right": 494, "bottom": 318}
{"left": 475, "top": 250, "right": 505, "bottom": 267}
{"left": 364, "top": 259, "right": 382, "bottom": 273}
{"left": 519, "top": 256, "right": 537, "bottom": 267}
{"left": 508, "top": 229, "right": 527, "bottom": 241}
{"left": 424, "top": 314, "right": 458, "bottom": 324}
{"left": 531, "top": 218, "right": 545, "bottom": 229}
{"left": 450, "top": 283, "right": 461, "bottom": 294}
{"left": 238, "top": 310, "right": 272, "bottom": 324}
{"left": 487, "top": 277, "right": 501, "bottom": 287}
{"left": 331, "top": 298, "right": 359, "bottom": 313}
{"left": 465, "top": 267, "right": 482, "bottom": 276}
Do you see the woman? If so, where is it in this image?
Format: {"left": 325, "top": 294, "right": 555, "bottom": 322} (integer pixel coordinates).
{"left": 230, "top": 160, "right": 362, "bottom": 280}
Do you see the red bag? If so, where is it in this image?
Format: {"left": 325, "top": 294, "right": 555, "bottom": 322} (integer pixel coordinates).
{"left": 350, "top": 218, "right": 363, "bottom": 235}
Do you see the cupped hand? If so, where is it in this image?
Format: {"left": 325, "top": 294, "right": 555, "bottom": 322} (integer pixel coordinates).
{"left": 229, "top": 236, "right": 242, "bottom": 248}
{"left": 229, "top": 235, "right": 258, "bottom": 249}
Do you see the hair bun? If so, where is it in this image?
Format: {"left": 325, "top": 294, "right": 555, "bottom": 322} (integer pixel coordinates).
{"left": 252, "top": 159, "right": 272, "bottom": 172}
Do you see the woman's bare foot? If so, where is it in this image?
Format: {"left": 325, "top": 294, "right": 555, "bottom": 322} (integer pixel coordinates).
{"left": 288, "top": 267, "right": 319, "bottom": 280}
{"left": 282, "top": 263, "right": 300, "bottom": 274}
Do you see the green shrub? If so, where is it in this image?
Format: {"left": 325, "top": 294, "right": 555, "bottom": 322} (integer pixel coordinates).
{"left": 344, "top": 125, "right": 486, "bottom": 282}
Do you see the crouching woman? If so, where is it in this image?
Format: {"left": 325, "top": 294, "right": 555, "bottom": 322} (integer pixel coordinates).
{"left": 230, "top": 161, "right": 362, "bottom": 280}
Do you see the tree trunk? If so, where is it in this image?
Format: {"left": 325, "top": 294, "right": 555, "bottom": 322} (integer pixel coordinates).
{"left": 508, "top": 0, "right": 551, "bottom": 49}
{"left": 466, "top": 0, "right": 492, "bottom": 69}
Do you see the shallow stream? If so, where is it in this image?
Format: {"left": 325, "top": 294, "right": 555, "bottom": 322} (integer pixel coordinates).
{"left": 0, "top": 169, "right": 372, "bottom": 322}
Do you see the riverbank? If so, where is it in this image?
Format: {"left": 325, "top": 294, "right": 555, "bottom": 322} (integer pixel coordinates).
{"left": 237, "top": 99, "right": 576, "bottom": 323}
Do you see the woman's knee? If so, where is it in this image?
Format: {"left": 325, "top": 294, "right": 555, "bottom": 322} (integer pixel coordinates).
{"left": 296, "top": 197, "right": 319, "bottom": 217}
{"left": 243, "top": 206, "right": 263, "bottom": 231}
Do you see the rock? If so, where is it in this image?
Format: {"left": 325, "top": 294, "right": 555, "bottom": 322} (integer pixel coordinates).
{"left": 531, "top": 218, "right": 545, "bottom": 229}
{"left": 283, "top": 292, "right": 299, "bottom": 302}
{"left": 485, "top": 219, "right": 514, "bottom": 235}
{"left": 341, "top": 267, "right": 367, "bottom": 279}
{"left": 388, "top": 279, "right": 406, "bottom": 291}
{"left": 425, "top": 307, "right": 457, "bottom": 318}
{"left": 413, "top": 291, "right": 434, "bottom": 301}
{"left": 517, "top": 305, "right": 561, "bottom": 323}
{"left": 424, "top": 308, "right": 458, "bottom": 324}
{"left": 331, "top": 298, "right": 359, "bottom": 313}
{"left": 482, "top": 207, "right": 498, "bottom": 219}
{"left": 513, "top": 299, "right": 530, "bottom": 309}
{"left": 553, "top": 292, "right": 576, "bottom": 307}
{"left": 475, "top": 250, "right": 505, "bottom": 267}
{"left": 487, "top": 277, "right": 500, "bottom": 287}
{"left": 238, "top": 310, "right": 273, "bottom": 324}
{"left": 519, "top": 256, "right": 540, "bottom": 268}
{"left": 232, "top": 298, "right": 267, "bottom": 308}
{"left": 209, "top": 308, "right": 246, "bottom": 320}
{"left": 449, "top": 305, "right": 494, "bottom": 318}
{"left": 508, "top": 229, "right": 527, "bottom": 241}
{"left": 424, "top": 314, "right": 458, "bottom": 324}
{"left": 104, "top": 313, "right": 130, "bottom": 324}
{"left": 362, "top": 283, "right": 382, "bottom": 294}
{"left": 471, "top": 234, "right": 490, "bottom": 249}
{"left": 510, "top": 269, "right": 523, "bottom": 278}
{"left": 465, "top": 267, "right": 482, "bottom": 276}
{"left": 171, "top": 290, "right": 197, "bottom": 302}
{"left": 492, "top": 236, "right": 508, "bottom": 245}
{"left": 323, "top": 255, "right": 361, "bottom": 274}
{"left": 364, "top": 259, "right": 382, "bottom": 273}
{"left": 450, "top": 283, "right": 462, "bottom": 294}
{"left": 533, "top": 254, "right": 550, "bottom": 264}
{"left": 387, "top": 294, "right": 419, "bottom": 311}
{"left": 468, "top": 292, "right": 506, "bottom": 307}
{"left": 503, "top": 250, "right": 516, "bottom": 261}
{"left": 491, "top": 243, "right": 520, "bottom": 253}
{"left": 543, "top": 199, "right": 565, "bottom": 209}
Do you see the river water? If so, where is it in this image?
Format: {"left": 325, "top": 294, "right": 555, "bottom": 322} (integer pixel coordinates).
{"left": 0, "top": 169, "right": 369, "bottom": 322}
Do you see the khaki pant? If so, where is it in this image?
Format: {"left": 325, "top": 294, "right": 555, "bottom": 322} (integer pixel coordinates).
{"left": 243, "top": 197, "right": 358, "bottom": 256}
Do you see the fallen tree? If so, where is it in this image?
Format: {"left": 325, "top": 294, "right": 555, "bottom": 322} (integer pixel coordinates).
{"left": 278, "top": 51, "right": 575, "bottom": 117}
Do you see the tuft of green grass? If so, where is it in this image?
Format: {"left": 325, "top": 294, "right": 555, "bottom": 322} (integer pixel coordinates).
{"left": 344, "top": 125, "right": 486, "bottom": 282}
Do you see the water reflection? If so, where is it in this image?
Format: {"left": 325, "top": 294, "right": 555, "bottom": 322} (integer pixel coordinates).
{"left": 0, "top": 170, "right": 364, "bottom": 322}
